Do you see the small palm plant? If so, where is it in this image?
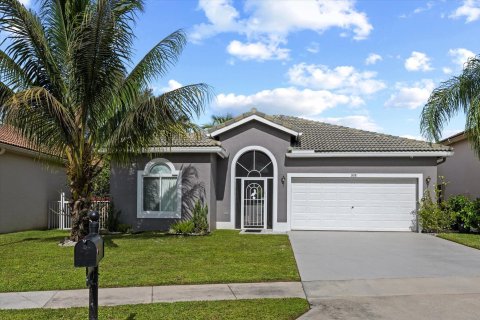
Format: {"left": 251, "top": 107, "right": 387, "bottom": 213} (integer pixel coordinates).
{"left": 0, "top": 0, "right": 211, "bottom": 240}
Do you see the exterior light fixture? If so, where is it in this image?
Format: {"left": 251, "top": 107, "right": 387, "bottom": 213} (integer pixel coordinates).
{"left": 281, "top": 176, "right": 286, "bottom": 185}
{"left": 426, "top": 176, "right": 431, "bottom": 187}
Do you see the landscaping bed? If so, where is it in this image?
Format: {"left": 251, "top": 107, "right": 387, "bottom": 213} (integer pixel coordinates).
{"left": 0, "top": 230, "right": 299, "bottom": 292}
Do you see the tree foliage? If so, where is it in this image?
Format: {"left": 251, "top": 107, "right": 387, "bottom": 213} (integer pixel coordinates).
{"left": 420, "top": 55, "right": 480, "bottom": 156}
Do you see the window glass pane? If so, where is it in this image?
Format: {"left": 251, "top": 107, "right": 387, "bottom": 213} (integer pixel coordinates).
{"left": 255, "top": 151, "right": 271, "bottom": 172}
{"left": 237, "top": 151, "right": 254, "bottom": 171}
{"left": 160, "top": 177, "right": 178, "bottom": 212}
{"left": 259, "top": 162, "right": 273, "bottom": 177}
{"left": 236, "top": 163, "right": 249, "bottom": 177}
{"left": 143, "top": 177, "right": 160, "bottom": 211}
{"left": 150, "top": 163, "right": 171, "bottom": 175}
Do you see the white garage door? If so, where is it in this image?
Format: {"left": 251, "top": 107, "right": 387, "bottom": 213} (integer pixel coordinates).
{"left": 290, "top": 177, "right": 417, "bottom": 231}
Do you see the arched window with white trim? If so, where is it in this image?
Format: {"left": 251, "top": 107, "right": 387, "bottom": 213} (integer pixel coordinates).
{"left": 137, "top": 158, "right": 181, "bottom": 218}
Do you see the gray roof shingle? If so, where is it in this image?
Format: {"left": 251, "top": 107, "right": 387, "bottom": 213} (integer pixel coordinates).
{"left": 272, "top": 115, "right": 451, "bottom": 152}
{"left": 156, "top": 109, "right": 451, "bottom": 153}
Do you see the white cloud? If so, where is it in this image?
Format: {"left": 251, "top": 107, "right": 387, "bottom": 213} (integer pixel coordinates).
{"left": 319, "top": 115, "right": 382, "bottom": 132}
{"left": 385, "top": 80, "right": 435, "bottom": 109}
{"left": 287, "top": 63, "right": 386, "bottom": 95}
{"left": 190, "top": 0, "right": 241, "bottom": 41}
{"left": 413, "top": 1, "right": 434, "bottom": 14}
{"left": 158, "top": 79, "right": 182, "bottom": 93}
{"left": 448, "top": 48, "right": 475, "bottom": 68}
{"left": 226, "top": 40, "right": 289, "bottom": 61}
{"left": 243, "top": 0, "right": 373, "bottom": 40}
{"left": 215, "top": 87, "right": 363, "bottom": 117}
{"left": 306, "top": 42, "right": 320, "bottom": 54}
{"left": 450, "top": 0, "right": 480, "bottom": 23}
{"left": 365, "top": 53, "right": 382, "bottom": 65}
{"left": 191, "top": 0, "right": 373, "bottom": 60}
{"left": 404, "top": 51, "right": 433, "bottom": 72}
{"left": 442, "top": 67, "right": 453, "bottom": 74}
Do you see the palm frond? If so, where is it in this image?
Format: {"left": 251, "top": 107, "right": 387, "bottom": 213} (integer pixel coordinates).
{"left": 104, "top": 84, "right": 211, "bottom": 163}
{"left": 421, "top": 56, "right": 480, "bottom": 142}
{"left": 2, "top": 86, "right": 75, "bottom": 153}
{"left": 0, "top": 0, "right": 65, "bottom": 96}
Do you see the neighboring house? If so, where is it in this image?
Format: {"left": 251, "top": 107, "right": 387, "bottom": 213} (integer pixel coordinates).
{"left": 438, "top": 131, "right": 480, "bottom": 199}
{"left": 0, "top": 125, "right": 67, "bottom": 234}
{"left": 110, "top": 109, "right": 453, "bottom": 233}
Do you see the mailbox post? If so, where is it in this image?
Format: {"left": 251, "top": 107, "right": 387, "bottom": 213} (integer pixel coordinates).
{"left": 74, "top": 211, "right": 104, "bottom": 320}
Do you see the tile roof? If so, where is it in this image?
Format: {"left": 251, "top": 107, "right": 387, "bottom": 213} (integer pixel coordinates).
{"left": 207, "top": 108, "right": 300, "bottom": 134}
{"left": 150, "top": 133, "right": 221, "bottom": 148}
{"left": 206, "top": 109, "right": 451, "bottom": 153}
{"left": 273, "top": 115, "right": 451, "bottom": 152}
{"left": 0, "top": 125, "right": 37, "bottom": 152}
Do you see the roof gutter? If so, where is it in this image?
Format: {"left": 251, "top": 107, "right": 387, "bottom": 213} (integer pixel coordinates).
{"left": 0, "top": 142, "right": 64, "bottom": 163}
{"left": 286, "top": 150, "right": 454, "bottom": 158}
{"left": 144, "top": 146, "right": 228, "bottom": 159}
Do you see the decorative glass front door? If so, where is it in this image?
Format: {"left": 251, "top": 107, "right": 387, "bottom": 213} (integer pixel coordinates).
{"left": 241, "top": 179, "right": 267, "bottom": 229}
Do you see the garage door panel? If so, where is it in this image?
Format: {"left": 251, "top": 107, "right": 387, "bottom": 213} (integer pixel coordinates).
{"left": 291, "top": 177, "right": 417, "bottom": 231}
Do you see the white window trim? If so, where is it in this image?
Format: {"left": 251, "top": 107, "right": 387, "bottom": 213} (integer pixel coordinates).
{"left": 137, "top": 158, "right": 181, "bottom": 219}
{"left": 229, "top": 146, "right": 278, "bottom": 230}
{"left": 286, "top": 173, "right": 423, "bottom": 233}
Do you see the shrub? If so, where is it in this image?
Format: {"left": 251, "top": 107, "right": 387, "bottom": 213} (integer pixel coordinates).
{"left": 192, "top": 201, "right": 209, "bottom": 235}
{"left": 418, "top": 180, "right": 454, "bottom": 233}
{"left": 106, "top": 202, "right": 121, "bottom": 232}
{"left": 117, "top": 223, "right": 131, "bottom": 233}
{"left": 448, "top": 195, "right": 478, "bottom": 232}
{"left": 170, "top": 220, "right": 195, "bottom": 234}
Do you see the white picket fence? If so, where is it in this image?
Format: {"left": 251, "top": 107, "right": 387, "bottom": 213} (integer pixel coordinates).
{"left": 48, "top": 192, "right": 110, "bottom": 230}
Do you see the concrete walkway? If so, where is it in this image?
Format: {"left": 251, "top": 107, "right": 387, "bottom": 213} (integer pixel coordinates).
{"left": 0, "top": 282, "right": 305, "bottom": 310}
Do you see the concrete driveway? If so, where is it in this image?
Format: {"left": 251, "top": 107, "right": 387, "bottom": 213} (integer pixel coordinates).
{"left": 290, "top": 231, "right": 480, "bottom": 319}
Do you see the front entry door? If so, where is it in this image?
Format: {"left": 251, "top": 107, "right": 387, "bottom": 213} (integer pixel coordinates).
{"left": 241, "top": 179, "right": 267, "bottom": 229}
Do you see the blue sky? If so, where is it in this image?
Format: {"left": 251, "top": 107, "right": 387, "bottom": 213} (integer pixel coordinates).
{"left": 26, "top": 0, "right": 480, "bottom": 139}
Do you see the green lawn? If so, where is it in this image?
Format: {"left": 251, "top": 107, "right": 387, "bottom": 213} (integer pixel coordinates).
{"left": 0, "top": 230, "right": 299, "bottom": 292}
{"left": 437, "top": 233, "right": 480, "bottom": 250}
{"left": 0, "top": 298, "right": 309, "bottom": 320}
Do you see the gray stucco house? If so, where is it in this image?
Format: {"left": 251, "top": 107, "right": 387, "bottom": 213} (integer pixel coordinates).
{"left": 438, "top": 132, "right": 480, "bottom": 199}
{"left": 0, "top": 125, "right": 67, "bottom": 234}
{"left": 111, "top": 109, "right": 453, "bottom": 233}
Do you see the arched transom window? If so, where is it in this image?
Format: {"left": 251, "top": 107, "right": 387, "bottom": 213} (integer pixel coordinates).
{"left": 137, "top": 158, "right": 181, "bottom": 218}
{"left": 235, "top": 150, "right": 273, "bottom": 177}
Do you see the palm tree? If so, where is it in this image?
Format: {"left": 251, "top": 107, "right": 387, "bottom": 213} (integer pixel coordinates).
{"left": 202, "top": 114, "right": 233, "bottom": 129}
{"left": 421, "top": 55, "right": 480, "bottom": 156}
{"left": 0, "top": 0, "right": 211, "bottom": 241}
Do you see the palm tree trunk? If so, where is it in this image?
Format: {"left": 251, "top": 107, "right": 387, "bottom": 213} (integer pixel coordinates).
{"left": 67, "top": 149, "right": 95, "bottom": 242}
{"left": 70, "top": 195, "right": 91, "bottom": 242}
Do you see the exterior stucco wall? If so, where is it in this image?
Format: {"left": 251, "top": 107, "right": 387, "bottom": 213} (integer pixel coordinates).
{"left": 214, "top": 120, "right": 291, "bottom": 224}
{"left": 0, "top": 149, "right": 67, "bottom": 234}
{"left": 438, "top": 139, "right": 480, "bottom": 198}
{"left": 110, "top": 153, "right": 215, "bottom": 232}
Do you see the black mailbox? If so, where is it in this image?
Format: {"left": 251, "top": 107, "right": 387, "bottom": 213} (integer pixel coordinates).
{"left": 74, "top": 210, "right": 104, "bottom": 320}
{"left": 74, "top": 211, "right": 104, "bottom": 267}
{"left": 74, "top": 234, "right": 104, "bottom": 267}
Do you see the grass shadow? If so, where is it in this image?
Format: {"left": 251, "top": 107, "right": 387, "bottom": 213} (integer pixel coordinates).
{"left": 104, "top": 237, "right": 119, "bottom": 248}
{"left": 0, "top": 237, "right": 41, "bottom": 247}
